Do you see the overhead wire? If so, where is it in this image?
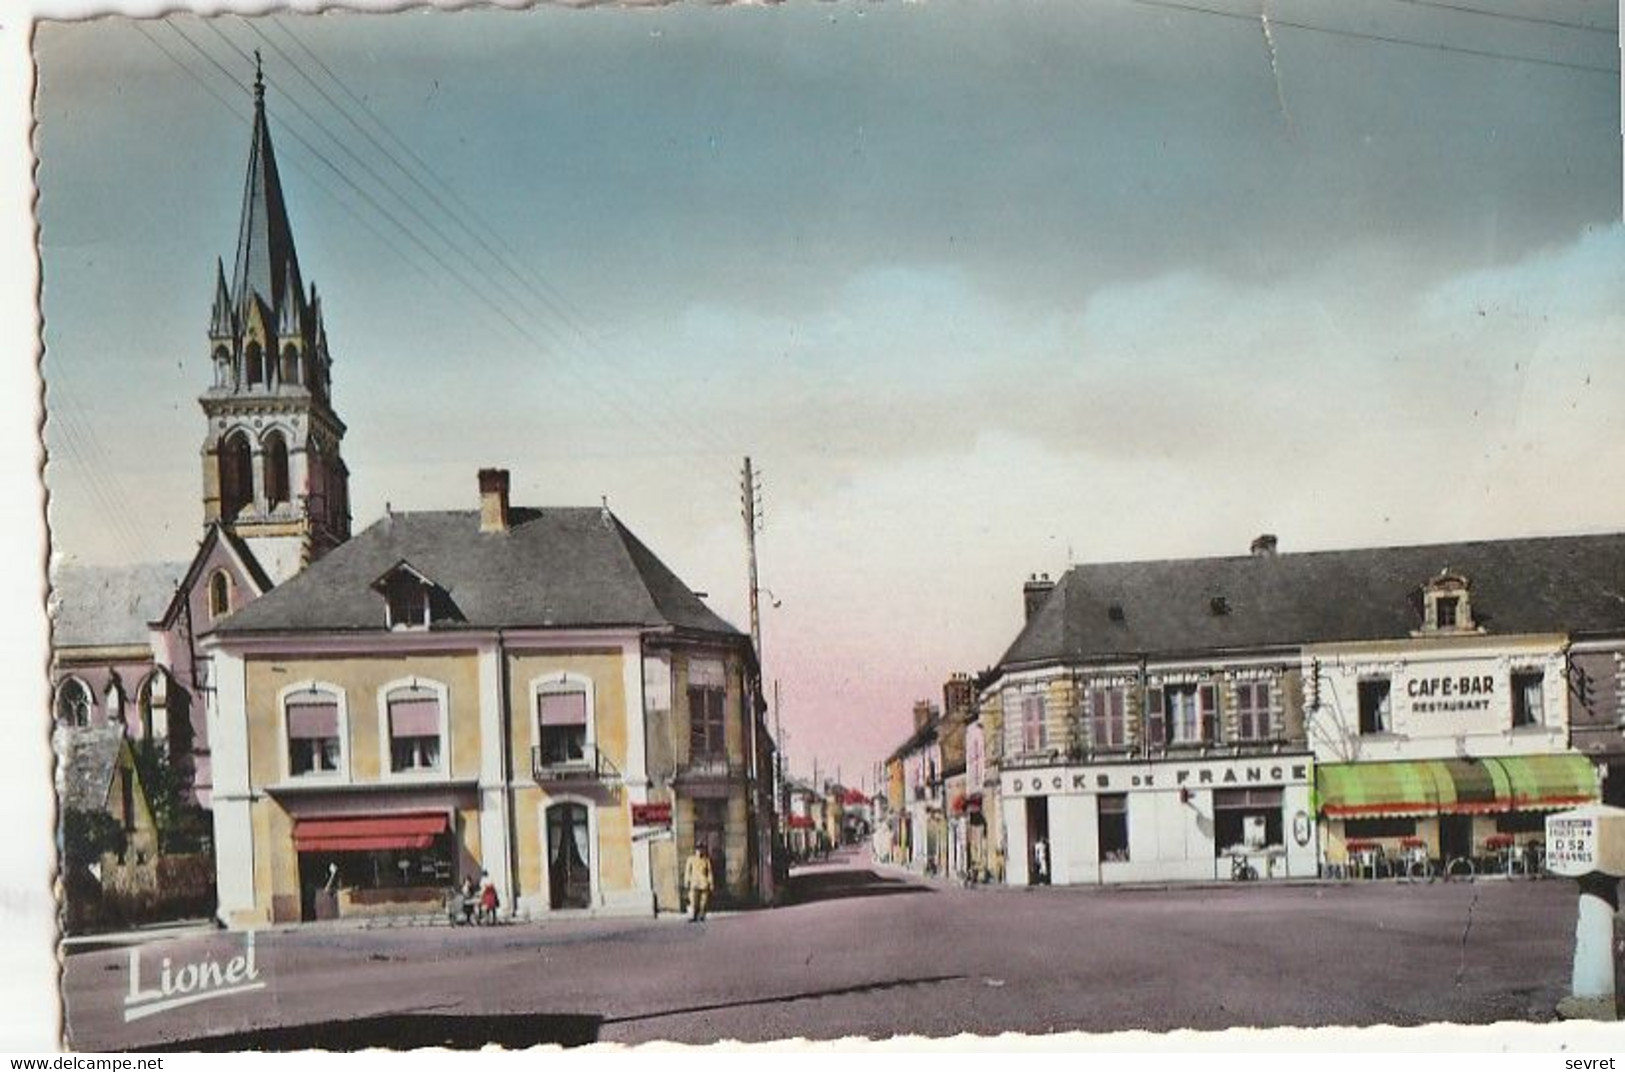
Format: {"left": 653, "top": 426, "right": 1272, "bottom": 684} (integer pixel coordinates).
{"left": 140, "top": 17, "right": 746, "bottom": 531}
{"left": 187, "top": 16, "right": 743, "bottom": 497}
{"left": 129, "top": 20, "right": 442, "bottom": 293}
{"left": 1382, "top": 0, "right": 1617, "bottom": 36}
{"left": 254, "top": 16, "right": 742, "bottom": 466}
{"left": 1123, "top": 0, "right": 1619, "bottom": 75}
{"left": 164, "top": 22, "right": 716, "bottom": 476}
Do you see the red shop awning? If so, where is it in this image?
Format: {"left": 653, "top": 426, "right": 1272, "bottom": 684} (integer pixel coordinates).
{"left": 294, "top": 812, "right": 449, "bottom": 853}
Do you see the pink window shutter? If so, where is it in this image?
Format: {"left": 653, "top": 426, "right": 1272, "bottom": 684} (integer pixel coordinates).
{"left": 539, "top": 691, "right": 588, "bottom": 727}
{"left": 288, "top": 702, "right": 338, "bottom": 739}
{"left": 390, "top": 697, "right": 441, "bottom": 738}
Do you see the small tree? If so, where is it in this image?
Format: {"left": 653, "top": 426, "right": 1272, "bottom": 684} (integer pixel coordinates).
{"left": 61, "top": 808, "right": 125, "bottom": 873}
{"left": 130, "top": 739, "right": 210, "bottom": 855}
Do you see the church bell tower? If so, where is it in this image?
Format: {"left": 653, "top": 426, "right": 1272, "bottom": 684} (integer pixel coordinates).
{"left": 201, "top": 58, "right": 351, "bottom": 584}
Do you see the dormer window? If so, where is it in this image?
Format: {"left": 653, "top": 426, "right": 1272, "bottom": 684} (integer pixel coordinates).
{"left": 1420, "top": 569, "right": 1476, "bottom": 634}
{"left": 371, "top": 560, "right": 446, "bottom": 631}
{"left": 388, "top": 580, "right": 428, "bottom": 629}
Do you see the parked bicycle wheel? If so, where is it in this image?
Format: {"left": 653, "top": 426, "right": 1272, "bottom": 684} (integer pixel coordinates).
{"left": 1444, "top": 856, "right": 1476, "bottom": 881}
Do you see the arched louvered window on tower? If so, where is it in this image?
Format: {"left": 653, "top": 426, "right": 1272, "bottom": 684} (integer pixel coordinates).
{"left": 245, "top": 342, "right": 264, "bottom": 386}
{"left": 263, "top": 430, "right": 290, "bottom": 508}
{"left": 280, "top": 345, "right": 299, "bottom": 387}
{"left": 219, "top": 431, "right": 254, "bottom": 520}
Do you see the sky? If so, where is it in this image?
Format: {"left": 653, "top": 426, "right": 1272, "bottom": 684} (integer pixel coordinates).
{"left": 30, "top": 0, "right": 1625, "bottom": 791}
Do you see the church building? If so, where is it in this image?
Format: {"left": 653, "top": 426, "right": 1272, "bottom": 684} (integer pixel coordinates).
{"left": 52, "top": 60, "right": 353, "bottom": 809}
{"left": 55, "top": 61, "right": 779, "bottom": 924}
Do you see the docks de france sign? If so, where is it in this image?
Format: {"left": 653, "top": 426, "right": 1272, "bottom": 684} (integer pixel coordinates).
{"left": 1004, "top": 756, "right": 1311, "bottom": 797}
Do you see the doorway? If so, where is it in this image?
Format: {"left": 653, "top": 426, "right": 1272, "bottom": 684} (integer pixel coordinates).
{"left": 1025, "top": 796, "right": 1051, "bottom": 885}
{"left": 546, "top": 803, "right": 592, "bottom": 909}
{"left": 1439, "top": 813, "right": 1473, "bottom": 864}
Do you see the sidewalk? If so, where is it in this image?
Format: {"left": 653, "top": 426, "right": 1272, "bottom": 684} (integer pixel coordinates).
{"left": 867, "top": 851, "right": 1540, "bottom": 895}
{"left": 60, "top": 918, "right": 218, "bottom": 954}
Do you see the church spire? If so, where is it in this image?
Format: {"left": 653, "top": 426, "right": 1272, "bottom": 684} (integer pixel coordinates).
{"left": 199, "top": 57, "right": 352, "bottom": 578}
{"left": 230, "top": 50, "right": 304, "bottom": 330}
{"left": 209, "top": 256, "right": 234, "bottom": 338}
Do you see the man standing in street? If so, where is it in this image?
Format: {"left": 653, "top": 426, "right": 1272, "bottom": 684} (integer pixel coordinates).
{"left": 684, "top": 844, "right": 714, "bottom": 922}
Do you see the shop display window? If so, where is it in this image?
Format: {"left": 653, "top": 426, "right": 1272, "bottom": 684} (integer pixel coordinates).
{"left": 1098, "top": 793, "right": 1129, "bottom": 862}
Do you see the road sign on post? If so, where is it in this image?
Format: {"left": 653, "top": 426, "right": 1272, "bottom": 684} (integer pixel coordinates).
{"left": 1547, "top": 804, "right": 1625, "bottom": 1021}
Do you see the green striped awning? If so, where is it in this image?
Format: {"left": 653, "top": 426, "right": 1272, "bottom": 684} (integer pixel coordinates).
{"left": 1317, "top": 755, "right": 1598, "bottom": 818}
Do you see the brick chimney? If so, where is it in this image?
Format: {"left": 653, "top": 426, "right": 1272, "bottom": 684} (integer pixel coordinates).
{"left": 478, "top": 468, "right": 510, "bottom": 533}
{"left": 1250, "top": 533, "right": 1278, "bottom": 557}
{"left": 943, "top": 672, "right": 974, "bottom": 718}
{"left": 912, "top": 700, "right": 936, "bottom": 733}
{"left": 1023, "top": 572, "right": 1056, "bottom": 621}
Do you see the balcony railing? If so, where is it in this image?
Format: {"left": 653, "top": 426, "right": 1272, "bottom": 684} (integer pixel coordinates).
{"left": 531, "top": 744, "right": 615, "bottom": 783}
{"left": 675, "top": 754, "right": 747, "bottom": 782}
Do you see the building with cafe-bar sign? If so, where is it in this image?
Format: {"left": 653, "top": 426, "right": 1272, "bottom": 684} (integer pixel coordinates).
{"left": 981, "top": 532, "right": 1625, "bottom": 887}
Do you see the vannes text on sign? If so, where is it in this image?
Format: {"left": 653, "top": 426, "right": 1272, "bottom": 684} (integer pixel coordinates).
{"left": 1547, "top": 805, "right": 1625, "bottom": 879}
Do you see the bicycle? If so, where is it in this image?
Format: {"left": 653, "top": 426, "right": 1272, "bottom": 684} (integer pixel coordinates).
{"left": 1399, "top": 850, "right": 1434, "bottom": 884}
{"left": 1443, "top": 855, "right": 1476, "bottom": 881}
{"left": 1230, "top": 854, "right": 1259, "bottom": 882}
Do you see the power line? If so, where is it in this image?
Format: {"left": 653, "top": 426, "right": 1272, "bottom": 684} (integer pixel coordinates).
{"left": 162, "top": 20, "right": 661, "bottom": 438}
{"left": 150, "top": 18, "right": 747, "bottom": 525}
{"left": 258, "top": 16, "right": 741, "bottom": 464}
{"left": 129, "top": 21, "right": 441, "bottom": 294}
{"left": 1385, "top": 0, "right": 1616, "bottom": 36}
{"left": 192, "top": 18, "right": 742, "bottom": 488}
{"left": 1124, "top": 0, "right": 1619, "bottom": 75}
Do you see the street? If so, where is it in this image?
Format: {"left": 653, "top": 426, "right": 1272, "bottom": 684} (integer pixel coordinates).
{"left": 59, "top": 846, "right": 1585, "bottom": 1050}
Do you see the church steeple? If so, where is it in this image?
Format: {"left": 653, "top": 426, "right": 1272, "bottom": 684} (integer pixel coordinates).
{"left": 230, "top": 51, "right": 306, "bottom": 338}
{"left": 200, "top": 58, "right": 351, "bottom": 584}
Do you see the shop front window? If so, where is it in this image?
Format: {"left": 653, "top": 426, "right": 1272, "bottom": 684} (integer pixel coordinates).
{"left": 1098, "top": 793, "right": 1129, "bottom": 862}
{"left": 1213, "top": 788, "right": 1283, "bottom": 853}
{"left": 1344, "top": 817, "right": 1415, "bottom": 840}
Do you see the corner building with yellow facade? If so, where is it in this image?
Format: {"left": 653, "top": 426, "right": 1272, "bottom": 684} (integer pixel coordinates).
{"left": 204, "top": 470, "right": 775, "bottom": 925}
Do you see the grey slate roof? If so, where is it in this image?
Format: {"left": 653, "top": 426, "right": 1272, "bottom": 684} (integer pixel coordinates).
{"left": 999, "top": 532, "right": 1625, "bottom": 669}
{"left": 211, "top": 507, "right": 743, "bottom": 637}
{"left": 57, "top": 724, "right": 125, "bottom": 812}
{"left": 51, "top": 562, "right": 186, "bottom": 648}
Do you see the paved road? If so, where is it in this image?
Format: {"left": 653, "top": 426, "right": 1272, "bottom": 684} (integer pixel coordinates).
{"left": 62, "top": 848, "right": 1584, "bottom": 1050}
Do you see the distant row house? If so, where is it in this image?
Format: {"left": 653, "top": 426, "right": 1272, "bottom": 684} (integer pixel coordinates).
{"left": 884, "top": 532, "right": 1625, "bottom": 888}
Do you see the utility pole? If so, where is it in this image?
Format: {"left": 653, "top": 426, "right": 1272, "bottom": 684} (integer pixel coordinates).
{"left": 741, "top": 456, "right": 763, "bottom": 660}
{"left": 775, "top": 679, "right": 788, "bottom": 837}
{"left": 740, "top": 457, "right": 769, "bottom": 900}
